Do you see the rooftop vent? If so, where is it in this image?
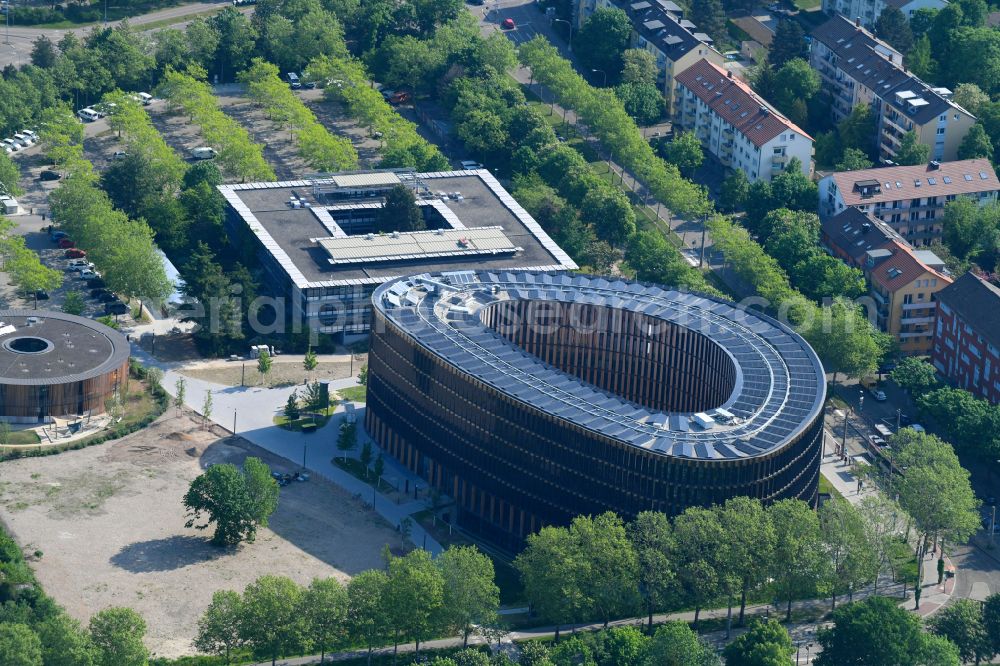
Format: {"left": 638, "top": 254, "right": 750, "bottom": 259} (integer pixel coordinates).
{"left": 929, "top": 160, "right": 940, "bottom": 170}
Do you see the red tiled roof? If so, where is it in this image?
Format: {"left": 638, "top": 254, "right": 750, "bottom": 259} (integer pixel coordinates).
{"left": 673, "top": 59, "right": 812, "bottom": 148}
{"left": 830, "top": 159, "right": 999, "bottom": 207}
{"left": 867, "top": 240, "right": 952, "bottom": 293}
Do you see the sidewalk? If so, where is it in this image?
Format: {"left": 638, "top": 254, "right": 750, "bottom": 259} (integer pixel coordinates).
{"left": 819, "top": 433, "right": 955, "bottom": 617}
{"left": 130, "top": 346, "right": 443, "bottom": 555}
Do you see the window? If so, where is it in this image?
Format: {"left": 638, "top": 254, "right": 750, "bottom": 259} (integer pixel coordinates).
{"left": 936, "top": 127, "right": 945, "bottom": 135}
{"left": 903, "top": 294, "right": 913, "bottom": 305}
{"left": 940, "top": 114, "right": 947, "bottom": 121}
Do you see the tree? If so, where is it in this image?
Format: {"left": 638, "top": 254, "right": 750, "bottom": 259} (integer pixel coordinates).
{"left": 625, "top": 230, "right": 708, "bottom": 291}
{"left": 875, "top": 6, "right": 914, "bottom": 54}
{"left": 615, "top": 82, "right": 665, "bottom": 125}
{"left": 8, "top": 244, "right": 63, "bottom": 308}
{"left": 645, "top": 621, "right": 718, "bottom": 665}
{"left": 716, "top": 497, "right": 774, "bottom": 626}
{"left": 35, "top": 613, "right": 95, "bottom": 666}
{"left": 839, "top": 103, "right": 877, "bottom": 154}
{"left": 347, "top": 570, "right": 389, "bottom": 666}
{"left": 241, "top": 575, "right": 305, "bottom": 665}
{"left": 183, "top": 457, "right": 279, "bottom": 546}
{"left": 0, "top": 623, "right": 42, "bottom": 666}
{"left": 770, "top": 59, "right": 820, "bottom": 126}
{"left": 722, "top": 619, "right": 794, "bottom": 666}
{"left": 892, "top": 431, "right": 980, "bottom": 600}
{"left": 303, "top": 577, "right": 348, "bottom": 663}
{"left": 515, "top": 525, "right": 583, "bottom": 639}
{"left": 303, "top": 346, "right": 318, "bottom": 381}
{"left": 819, "top": 498, "right": 877, "bottom": 608}
{"left": 769, "top": 499, "right": 828, "bottom": 621}
{"left": 576, "top": 8, "right": 632, "bottom": 79}
{"left": 672, "top": 507, "right": 724, "bottom": 626}
{"left": 375, "top": 184, "right": 424, "bottom": 233}
{"left": 891, "top": 357, "right": 939, "bottom": 395}
{"left": 619, "top": 48, "right": 658, "bottom": 86}
{"left": 385, "top": 549, "right": 445, "bottom": 656}
{"left": 0, "top": 151, "right": 22, "bottom": 197}
{"left": 580, "top": 188, "right": 636, "bottom": 246}
{"left": 929, "top": 599, "right": 994, "bottom": 665}
{"left": 959, "top": 123, "right": 994, "bottom": 160}
{"left": 720, "top": 169, "right": 749, "bottom": 212}
{"left": 31, "top": 35, "right": 58, "bottom": 68}
{"left": 690, "top": 0, "right": 726, "bottom": 45}
{"left": 202, "top": 390, "right": 213, "bottom": 428}
{"left": 88, "top": 607, "right": 148, "bottom": 666}
{"left": 62, "top": 290, "right": 86, "bottom": 316}
{"left": 768, "top": 20, "right": 807, "bottom": 67}
{"left": 571, "top": 513, "right": 639, "bottom": 627}
{"left": 660, "top": 131, "right": 703, "bottom": 177}
{"left": 373, "top": 452, "right": 384, "bottom": 482}
{"left": 954, "top": 83, "right": 990, "bottom": 115}
{"left": 438, "top": 546, "right": 500, "bottom": 647}
{"left": 284, "top": 391, "right": 300, "bottom": 422}
{"left": 804, "top": 299, "right": 888, "bottom": 382}
{"left": 256, "top": 349, "right": 272, "bottom": 386}
{"left": 358, "top": 363, "right": 368, "bottom": 386}
{"left": 352, "top": 441, "right": 369, "bottom": 481}
{"left": 907, "top": 37, "right": 938, "bottom": 83}
{"left": 894, "top": 130, "right": 931, "bottom": 165}
{"left": 336, "top": 421, "right": 357, "bottom": 461}
{"left": 836, "top": 148, "right": 874, "bottom": 171}
{"left": 628, "top": 511, "right": 676, "bottom": 631}
{"left": 815, "top": 596, "right": 960, "bottom": 666}
{"left": 174, "top": 377, "right": 186, "bottom": 416}
{"left": 983, "top": 594, "right": 1000, "bottom": 656}
{"left": 194, "top": 589, "right": 244, "bottom": 664}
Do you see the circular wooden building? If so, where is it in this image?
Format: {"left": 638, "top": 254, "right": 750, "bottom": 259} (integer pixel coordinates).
{"left": 0, "top": 311, "right": 130, "bottom": 422}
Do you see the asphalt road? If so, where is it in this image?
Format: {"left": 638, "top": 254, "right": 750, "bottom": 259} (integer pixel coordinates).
{"left": 0, "top": 0, "right": 239, "bottom": 69}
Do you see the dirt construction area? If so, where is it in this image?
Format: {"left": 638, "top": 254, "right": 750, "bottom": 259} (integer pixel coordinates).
{"left": 0, "top": 411, "right": 399, "bottom": 658}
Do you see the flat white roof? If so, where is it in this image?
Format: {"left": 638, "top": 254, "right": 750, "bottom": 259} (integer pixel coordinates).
{"left": 318, "top": 227, "right": 518, "bottom": 265}
{"left": 331, "top": 173, "right": 401, "bottom": 188}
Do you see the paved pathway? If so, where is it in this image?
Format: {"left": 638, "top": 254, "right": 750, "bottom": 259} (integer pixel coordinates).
{"left": 131, "top": 346, "right": 443, "bottom": 555}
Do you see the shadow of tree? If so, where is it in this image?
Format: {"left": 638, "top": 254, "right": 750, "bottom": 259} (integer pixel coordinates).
{"left": 110, "top": 534, "right": 229, "bottom": 573}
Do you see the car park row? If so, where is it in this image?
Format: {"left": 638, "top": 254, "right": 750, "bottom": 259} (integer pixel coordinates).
{"left": 48, "top": 229, "right": 129, "bottom": 316}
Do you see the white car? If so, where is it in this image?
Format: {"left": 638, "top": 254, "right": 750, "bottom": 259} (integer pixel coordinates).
{"left": 78, "top": 108, "right": 100, "bottom": 122}
{"left": 111, "top": 151, "right": 128, "bottom": 161}
{"left": 137, "top": 92, "right": 153, "bottom": 105}
{"left": 22, "top": 129, "right": 38, "bottom": 141}
{"left": 190, "top": 146, "right": 217, "bottom": 160}
{"left": 78, "top": 269, "right": 99, "bottom": 280}
{"left": 2, "top": 144, "right": 11, "bottom": 155}
{"left": 868, "top": 386, "right": 887, "bottom": 401}
{"left": 2, "top": 139, "right": 19, "bottom": 152}
{"left": 13, "top": 133, "right": 34, "bottom": 146}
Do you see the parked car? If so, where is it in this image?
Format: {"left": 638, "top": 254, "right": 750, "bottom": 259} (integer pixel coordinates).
{"left": 287, "top": 72, "right": 301, "bottom": 89}
{"left": 869, "top": 434, "right": 886, "bottom": 447}
{"left": 105, "top": 302, "right": 128, "bottom": 315}
{"left": 137, "top": 92, "right": 153, "bottom": 105}
{"left": 501, "top": 17, "right": 516, "bottom": 29}
{"left": 190, "top": 146, "right": 217, "bottom": 160}
{"left": 22, "top": 129, "right": 38, "bottom": 142}
{"left": 387, "top": 91, "right": 411, "bottom": 104}
{"left": 50, "top": 230, "right": 68, "bottom": 242}
{"left": 35, "top": 290, "right": 49, "bottom": 301}
{"left": 58, "top": 238, "right": 75, "bottom": 248}
{"left": 13, "top": 133, "right": 34, "bottom": 147}
{"left": 78, "top": 269, "right": 99, "bottom": 280}
{"left": 78, "top": 108, "right": 100, "bottom": 122}
{"left": 2, "top": 139, "right": 20, "bottom": 152}
{"left": 90, "top": 288, "right": 110, "bottom": 299}
{"left": 111, "top": 150, "right": 128, "bottom": 161}
{"left": 460, "top": 160, "right": 483, "bottom": 169}
{"left": 869, "top": 386, "right": 887, "bottom": 401}
{"left": 64, "top": 248, "right": 87, "bottom": 259}
{"left": 97, "top": 292, "right": 118, "bottom": 303}
{"left": 67, "top": 260, "right": 93, "bottom": 270}
{"left": 86, "top": 277, "right": 106, "bottom": 289}
{"left": 39, "top": 170, "right": 61, "bottom": 181}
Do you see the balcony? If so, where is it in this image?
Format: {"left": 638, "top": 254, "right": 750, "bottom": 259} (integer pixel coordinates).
{"left": 900, "top": 316, "right": 935, "bottom": 325}
{"left": 902, "top": 301, "right": 937, "bottom": 310}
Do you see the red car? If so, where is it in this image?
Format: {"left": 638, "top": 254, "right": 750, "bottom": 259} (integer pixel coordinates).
{"left": 65, "top": 248, "right": 87, "bottom": 259}
{"left": 58, "top": 238, "right": 75, "bottom": 249}
{"left": 388, "top": 91, "right": 411, "bottom": 105}
{"left": 501, "top": 18, "right": 515, "bottom": 29}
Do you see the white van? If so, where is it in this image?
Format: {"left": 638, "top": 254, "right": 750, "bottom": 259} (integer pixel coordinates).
{"left": 137, "top": 92, "right": 153, "bottom": 105}
{"left": 13, "top": 132, "right": 34, "bottom": 146}
{"left": 78, "top": 108, "right": 100, "bottom": 122}
{"left": 287, "top": 72, "right": 301, "bottom": 89}
{"left": 190, "top": 146, "right": 217, "bottom": 160}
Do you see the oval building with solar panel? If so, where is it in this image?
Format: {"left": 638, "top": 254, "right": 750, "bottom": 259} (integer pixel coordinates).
{"left": 366, "top": 271, "right": 826, "bottom": 548}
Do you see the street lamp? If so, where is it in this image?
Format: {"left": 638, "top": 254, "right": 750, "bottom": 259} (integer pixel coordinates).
{"left": 858, "top": 390, "right": 864, "bottom": 413}
{"left": 551, "top": 17, "right": 574, "bottom": 50}
{"left": 592, "top": 68, "right": 608, "bottom": 87}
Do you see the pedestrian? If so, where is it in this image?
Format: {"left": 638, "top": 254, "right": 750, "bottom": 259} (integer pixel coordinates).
{"left": 41, "top": 213, "right": 46, "bottom": 222}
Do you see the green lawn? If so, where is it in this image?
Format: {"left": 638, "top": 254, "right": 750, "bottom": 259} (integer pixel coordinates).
{"left": 337, "top": 385, "right": 367, "bottom": 402}
{"left": 818, "top": 474, "right": 845, "bottom": 501}
{"left": 332, "top": 456, "right": 395, "bottom": 493}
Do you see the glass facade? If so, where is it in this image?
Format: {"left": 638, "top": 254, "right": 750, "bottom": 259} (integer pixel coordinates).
{"left": 366, "top": 307, "right": 823, "bottom": 551}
